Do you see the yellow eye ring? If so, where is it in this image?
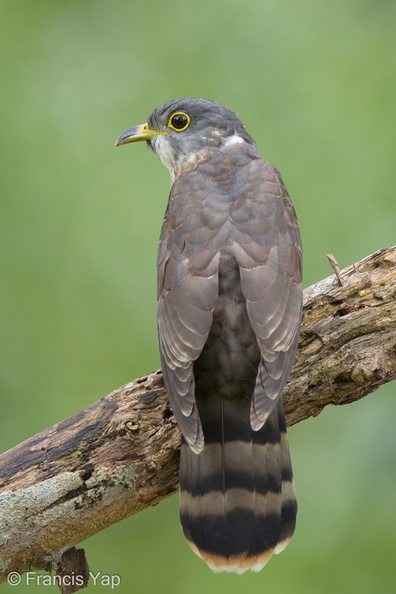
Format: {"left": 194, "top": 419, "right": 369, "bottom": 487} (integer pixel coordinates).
{"left": 168, "top": 112, "right": 191, "bottom": 132}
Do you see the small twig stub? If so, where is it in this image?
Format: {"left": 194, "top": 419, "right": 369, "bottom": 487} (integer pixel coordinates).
{"left": 327, "top": 253, "right": 344, "bottom": 286}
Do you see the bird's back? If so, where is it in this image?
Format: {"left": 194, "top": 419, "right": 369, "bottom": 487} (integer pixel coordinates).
{"left": 159, "top": 146, "right": 301, "bottom": 572}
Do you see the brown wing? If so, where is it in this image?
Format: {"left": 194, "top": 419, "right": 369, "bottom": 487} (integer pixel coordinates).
{"left": 157, "top": 173, "right": 221, "bottom": 453}
{"left": 232, "top": 161, "right": 302, "bottom": 429}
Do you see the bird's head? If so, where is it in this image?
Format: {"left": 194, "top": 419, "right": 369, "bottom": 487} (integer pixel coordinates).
{"left": 115, "top": 98, "right": 256, "bottom": 179}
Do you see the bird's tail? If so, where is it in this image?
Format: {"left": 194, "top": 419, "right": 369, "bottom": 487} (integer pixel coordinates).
{"left": 179, "top": 396, "right": 296, "bottom": 573}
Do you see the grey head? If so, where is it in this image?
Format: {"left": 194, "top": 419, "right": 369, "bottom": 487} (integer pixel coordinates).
{"left": 115, "top": 98, "right": 257, "bottom": 179}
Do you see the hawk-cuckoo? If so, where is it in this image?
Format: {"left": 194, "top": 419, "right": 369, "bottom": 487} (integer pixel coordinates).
{"left": 115, "top": 98, "right": 303, "bottom": 573}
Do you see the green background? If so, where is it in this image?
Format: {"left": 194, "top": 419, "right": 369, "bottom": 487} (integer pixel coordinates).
{"left": 1, "top": 1, "right": 395, "bottom": 593}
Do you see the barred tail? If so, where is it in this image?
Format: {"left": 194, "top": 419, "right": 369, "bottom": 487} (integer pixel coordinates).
{"left": 179, "top": 396, "right": 296, "bottom": 573}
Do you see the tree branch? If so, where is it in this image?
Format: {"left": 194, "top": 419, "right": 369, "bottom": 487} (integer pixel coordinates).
{"left": 1, "top": 246, "right": 395, "bottom": 586}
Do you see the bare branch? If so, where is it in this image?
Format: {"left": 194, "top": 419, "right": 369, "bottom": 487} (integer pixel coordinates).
{"left": 0, "top": 246, "right": 395, "bottom": 585}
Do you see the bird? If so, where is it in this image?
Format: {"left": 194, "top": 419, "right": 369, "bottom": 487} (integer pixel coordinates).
{"left": 115, "top": 98, "right": 303, "bottom": 574}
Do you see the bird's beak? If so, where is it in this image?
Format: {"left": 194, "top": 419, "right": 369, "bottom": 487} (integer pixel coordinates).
{"left": 114, "top": 123, "right": 170, "bottom": 147}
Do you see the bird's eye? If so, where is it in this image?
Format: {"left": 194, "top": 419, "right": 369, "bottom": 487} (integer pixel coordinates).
{"left": 168, "top": 112, "right": 191, "bottom": 132}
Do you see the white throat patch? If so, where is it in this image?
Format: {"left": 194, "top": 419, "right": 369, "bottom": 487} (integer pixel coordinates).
{"left": 151, "top": 134, "right": 177, "bottom": 175}
{"left": 152, "top": 134, "right": 206, "bottom": 181}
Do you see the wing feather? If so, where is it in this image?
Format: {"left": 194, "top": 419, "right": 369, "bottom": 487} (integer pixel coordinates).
{"left": 232, "top": 162, "right": 302, "bottom": 430}
{"left": 157, "top": 178, "right": 220, "bottom": 453}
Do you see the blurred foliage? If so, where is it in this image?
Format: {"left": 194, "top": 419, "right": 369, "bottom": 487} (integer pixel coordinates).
{"left": 1, "top": 0, "right": 395, "bottom": 592}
